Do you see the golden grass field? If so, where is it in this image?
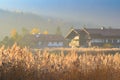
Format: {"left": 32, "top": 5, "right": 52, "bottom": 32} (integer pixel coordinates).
{"left": 0, "top": 44, "right": 120, "bottom": 80}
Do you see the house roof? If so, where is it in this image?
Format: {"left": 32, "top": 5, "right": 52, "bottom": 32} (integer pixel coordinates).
{"left": 66, "top": 28, "right": 120, "bottom": 39}
{"left": 65, "top": 29, "right": 82, "bottom": 39}
{"left": 82, "top": 28, "right": 120, "bottom": 37}
{"left": 35, "top": 34, "right": 65, "bottom": 42}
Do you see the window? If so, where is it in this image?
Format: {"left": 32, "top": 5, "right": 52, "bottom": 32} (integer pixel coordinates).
{"left": 91, "top": 39, "right": 103, "bottom": 43}
{"left": 105, "top": 39, "right": 118, "bottom": 43}
{"left": 112, "top": 39, "right": 117, "bottom": 43}
{"left": 117, "top": 40, "right": 120, "bottom": 43}
{"left": 36, "top": 34, "right": 39, "bottom": 38}
{"left": 106, "top": 39, "right": 108, "bottom": 43}
{"left": 48, "top": 42, "right": 53, "bottom": 46}
{"left": 53, "top": 42, "right": 58, "bottom": 46}
{"left": 59, "top": 42, "right": 63, "bottom": 46}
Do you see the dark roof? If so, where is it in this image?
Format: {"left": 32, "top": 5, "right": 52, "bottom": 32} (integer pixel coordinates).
{"left": 35, "top": 34, "right": 65, "bottom": 42}
{"left": 75, "top": 28, "right": 120, "bottom": 37}
{"left": 66, "top": 28, "right": 120, "bottom": 39}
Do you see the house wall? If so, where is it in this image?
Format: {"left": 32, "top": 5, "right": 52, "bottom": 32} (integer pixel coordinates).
{"left": 38, "top": 41, "right": 65, "bottom": 48}
{"left": 71, "top": 34, "right": 120, "bottom": 48}
{"left": 90, "top": 38, "right": 120, "bottom": 48}
{"left": 80, "top": 33, "right": 91, "bottom": 47}
{"left": 69, "top": 36, "right": 79, "bottom": 48}
{"left": 66, "top": 29, "right": 120, "bottom": 48}
{"left": 48, "top": 42, "right": 64, "bottom": 47}
{"left": 69, "top": 32, "right": 91, "bottom": 47}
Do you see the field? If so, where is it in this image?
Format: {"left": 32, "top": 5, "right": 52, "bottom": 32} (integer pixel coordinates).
{"left": 1, "top": 44, "right": 120, "bottom": 80}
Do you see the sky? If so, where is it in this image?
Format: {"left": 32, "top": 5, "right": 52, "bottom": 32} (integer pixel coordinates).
{"left": 0, "top": 0, "right": 120, "bottom": 27}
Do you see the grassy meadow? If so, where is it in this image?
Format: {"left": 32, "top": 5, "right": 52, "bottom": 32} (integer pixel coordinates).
{"left": 0, "top": 44, "right": 120, "bottom": 80}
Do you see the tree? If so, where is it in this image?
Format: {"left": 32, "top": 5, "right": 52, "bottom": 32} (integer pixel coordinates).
{"left": 10, "top": 29, "right": 17, "bottom": 39}
{"left": 30, "top": 28, "right": 40, "bottom": 34}
{"left": 21, "top": 27, "right": 29, "bottom": 36}
{"left": 55, "top": 26, "right": 62, "bottom": 35}
{"left": 10, "top": 29, "right": 22, "bottom": 43}
{"left": 43, "top": 30, "right": 48, "bottom": 35}
{"left": 0, "top": 36, "right": 14, "bottom": 47}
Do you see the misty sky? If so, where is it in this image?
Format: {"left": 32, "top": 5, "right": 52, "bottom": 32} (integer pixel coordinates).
{"left": 0, "top": 0, "right": 120, "bottom": 27}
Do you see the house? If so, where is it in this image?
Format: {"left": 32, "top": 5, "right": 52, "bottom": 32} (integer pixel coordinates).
{"left": 65, "top": 28, "right": 120, "bottom": 48}
{"left": 35, "top": 34, "right": 66, "bottom": 48}
{"left": 20, "top": 34, "right": 67, "bottom": 48}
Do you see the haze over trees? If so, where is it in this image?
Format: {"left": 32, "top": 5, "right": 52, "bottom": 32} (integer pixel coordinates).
{"left": 0, "top": 27, "right": 58, "bottom": 48}
{"left": 55, "top": 26, "right": 62, "bottom": 35}
{"left": 0, "top": 9, "right": 76, "bottom": 40}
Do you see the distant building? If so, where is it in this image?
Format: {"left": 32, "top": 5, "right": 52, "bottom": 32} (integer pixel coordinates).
{"left": 21, "top": 34, "right": 67, "bottom": 48}
{"left": 65, "top": 28, "right": 120, "bottom": 48}
{"left": 21, "top": 34, "right": 68, "bottom": 48}
{"left": 34, "top": 34, "right": 67, "bottom": 48}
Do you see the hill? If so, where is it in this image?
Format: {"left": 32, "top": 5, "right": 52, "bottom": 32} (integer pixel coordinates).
{"left": 0, "top": 9, "right": 74, "bottom": 40}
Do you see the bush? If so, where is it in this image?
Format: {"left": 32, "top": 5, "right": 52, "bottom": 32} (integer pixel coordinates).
{"left": 103, "top": 43, "right": 113, "bottom": 48}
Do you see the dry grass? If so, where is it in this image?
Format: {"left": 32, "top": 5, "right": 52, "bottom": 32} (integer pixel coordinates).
{"left": 0, "top": 44, "right": 120, "bottom": 80}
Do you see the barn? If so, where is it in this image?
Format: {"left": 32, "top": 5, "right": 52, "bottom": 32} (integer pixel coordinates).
{"left": 65, "top": 28, "right": 120, "bottom": 48}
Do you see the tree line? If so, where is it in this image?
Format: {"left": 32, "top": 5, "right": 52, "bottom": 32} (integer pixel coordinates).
{"left": 0, "top": 27, "right": 62, "bottom": 48}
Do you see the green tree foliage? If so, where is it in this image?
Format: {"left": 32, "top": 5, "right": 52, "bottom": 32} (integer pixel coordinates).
{"left": 0, "top": 36, "right": 14, "bottom": 47}
{"left": 0, "top": 29, "right": 22, "bottom": 47}
{"left": 21, "top": 27, "right": 29, "bottom": 36}
{"left": 0, "top": 28, "right": 49, "bottom": 48}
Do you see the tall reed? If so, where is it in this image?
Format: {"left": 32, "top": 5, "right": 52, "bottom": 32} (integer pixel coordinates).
{"left": 0, "top": 44, "right": 120, "bottom": 80}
